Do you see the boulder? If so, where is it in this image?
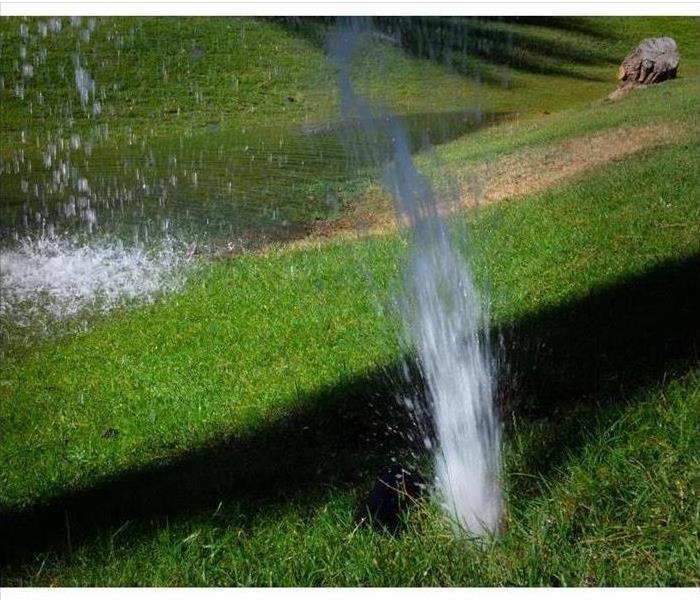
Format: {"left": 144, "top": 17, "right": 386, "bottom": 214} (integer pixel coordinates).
{"left": 609, "top": 37, "right": 679, "bottom": 100}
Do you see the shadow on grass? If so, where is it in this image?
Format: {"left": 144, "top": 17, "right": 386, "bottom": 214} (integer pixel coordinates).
{"left": 373, "top": 17, "right": 618, "bottom": 83}
{"left": 1, "top": 253, "right": 699, "bottom": 567}
{"left": 276, "top": 17, "right": 619, "bottom": 86}
{"left": 499, "top": 17, "right": 617, "bottom": 41}
{"left": 498, "top": 254, "right": 700, "bottom": 499}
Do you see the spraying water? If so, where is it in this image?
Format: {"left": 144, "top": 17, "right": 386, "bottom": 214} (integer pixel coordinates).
{"left": 331, "top": 20, "right": 503, "bottom": 536}
{"left": 387, "top": 126, "right": 503, "bottom": 536}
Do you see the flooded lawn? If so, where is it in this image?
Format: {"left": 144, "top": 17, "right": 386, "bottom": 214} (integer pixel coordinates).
{"left": 0, "top": 109, "right": 497, "bottom": 337}
{"left": 1, "top": 109, "right": 496, "bottom": 245}
{"left": 0, "top": 16, "right": 505, "bottom": 339}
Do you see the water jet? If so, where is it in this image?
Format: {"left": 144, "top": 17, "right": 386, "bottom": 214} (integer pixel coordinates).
{"left": 331, "top": 19, "right": 503, "bottom": 537}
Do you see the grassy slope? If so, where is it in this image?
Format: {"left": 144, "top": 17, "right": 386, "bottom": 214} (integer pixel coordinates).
{"left": 362, "top": 16, "right": 700, "bottom": 117}
{"left": 1, "top": 135, "right": 698, "bottom": 584}
{"left": 474, "top": 17, "right": 700, "bottom": 114}
{"left": 0, "top": 18, "right": 328, "bottom": 144}
{"left": 334, "top": 73, "right": 700, "bottom": 208}
{"left": 2, "top": 17, "right": 698, "bottom": 147}
{"left": 1, "top": 16, "right": 699, "bottom": 586}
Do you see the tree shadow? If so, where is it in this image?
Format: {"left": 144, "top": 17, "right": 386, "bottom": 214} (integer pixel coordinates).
{"left": 1, "top": 253, "right": 698, "bottom": 568}
{"left": 275, "top": 17, "right": 621, "bottom": 86}
{"left": 499, "top": 17, "right": 616, "bottom": 41}
{"left": 0, "top": 361, "right": 416, "bottom": 567}
{"left": 373, "top": 17, "right": 618, "bottom": 83}
{"left": 497, "top": 254, "right": 700, "bottom": 499}
{"left": 273, "top": 16, "right": 335, "bottom": 50}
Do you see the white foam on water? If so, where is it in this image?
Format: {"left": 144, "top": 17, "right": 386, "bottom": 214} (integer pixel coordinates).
{"left": 0, "top": 236, "right": 192, "bottom": 328}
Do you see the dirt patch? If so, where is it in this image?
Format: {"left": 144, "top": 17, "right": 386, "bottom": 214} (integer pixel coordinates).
{"left": 457, "top": 121, "right": 693, "bottom": 208}
{"left": 227, "top": 121, "right": 696, "bottom": 255}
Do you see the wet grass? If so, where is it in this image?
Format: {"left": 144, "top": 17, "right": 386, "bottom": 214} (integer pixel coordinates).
{"left": 7, "top": 372, "right": 695, "bottom": 586}
{"left": 2, "top": 17, "right": 697, "bottom": 247}
{"left": 331, "top": 72, "right": 700, "bottom": 208}
{"left": 0, "top": 18, "right": 328, "bottom": 146}
{"left": 1, "top": 137, "right": 698, "bottom": 585}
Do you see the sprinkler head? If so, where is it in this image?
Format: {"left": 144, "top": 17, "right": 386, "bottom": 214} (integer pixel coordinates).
{"left": 357, "top": 464, "right": 423, "bottom": 535}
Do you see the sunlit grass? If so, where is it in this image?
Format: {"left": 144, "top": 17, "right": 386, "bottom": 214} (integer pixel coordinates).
{"left": 1, "top": 137, "right": 698, "bottom": 585}
{"left": 1, "top": 15, "right": 699, "bottom": 587}
{"left": 2, "top": 16, "right": 698, "bottom": 150}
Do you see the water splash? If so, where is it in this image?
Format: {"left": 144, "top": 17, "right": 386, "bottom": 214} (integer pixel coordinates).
{"left": 331, "top": 20, "right": 503, "bottom": 536}
{"left": 0, "top": 236, "right": 191, "bottom": 329}
{"left": 73, "top": 54, "right": 95, "bottom": 110}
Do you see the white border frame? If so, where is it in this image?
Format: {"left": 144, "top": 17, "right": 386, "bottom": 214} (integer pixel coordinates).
{"left": 2, "top": 2, "right": 700, "bottom": 16}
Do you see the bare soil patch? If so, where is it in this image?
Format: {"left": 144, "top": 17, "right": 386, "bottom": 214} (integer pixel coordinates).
{"left": 222, "top": 121, "right": 696, "bottom": 256}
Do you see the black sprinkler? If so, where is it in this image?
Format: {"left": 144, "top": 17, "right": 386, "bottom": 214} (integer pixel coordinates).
{"left": 357, "top": 464, "right": 424, "bottom": 535}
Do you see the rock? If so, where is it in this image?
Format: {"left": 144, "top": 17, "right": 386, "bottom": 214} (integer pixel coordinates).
{"left": 609, "top": 37, "right": 679, "bottom": 100}
{"left": 357, "top": 464, "right": 424, "bottom": 534}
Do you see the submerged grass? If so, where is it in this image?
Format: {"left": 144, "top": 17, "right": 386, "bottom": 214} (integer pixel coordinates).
{"left": 1, "top": 15, "right": 699, "bottom": 587}
{"left": 1, "top": 137, "right": 698, "bottom": 584}
{"left": 2, "top": 17, "right": 697, "bottom": 244}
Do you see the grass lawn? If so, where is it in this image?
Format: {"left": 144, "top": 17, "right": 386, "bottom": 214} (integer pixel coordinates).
{"left": 1, "top": 133, "right": 698, "bottom": 583}
{"left": 1, "top": 16, "right": 699, "bottom": 587}
{"left": 2, "top": 16, "right": 698, "bottom": 148}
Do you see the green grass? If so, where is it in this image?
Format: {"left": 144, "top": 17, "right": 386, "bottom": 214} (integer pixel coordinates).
{"left": 0, "top": 18, "right": 328, "bottom": 145}
{"left": 1, "top": 15, "right": 699, "bottom": 586}
{"left": 17, "top": 372, "right": 695, "bottom": 587}
{"left": 2, "top": 16, "right": 697, "bottom": 243}
{"left": 436, "top": 74, "right": 700, "bottom": 164}
{"left": 1, "top": 136, "right": 698, "bottom": 584}
{"left": 332, "top": 72, "right": 700, "bottom": 209}
{"left": 2, "top": 17, "right": 698, "bottom": 149}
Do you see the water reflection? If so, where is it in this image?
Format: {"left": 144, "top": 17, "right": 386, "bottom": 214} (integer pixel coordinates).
{"left": 1, "top": 109, "right": 500, "bottom": 248}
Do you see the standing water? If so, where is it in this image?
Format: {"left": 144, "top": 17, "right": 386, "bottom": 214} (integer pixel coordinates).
{"left": 331, "top": 20, "right": 503, "bottom": 537}
{"left": 1, "top": 17, "right": 490, "bottom": 339}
